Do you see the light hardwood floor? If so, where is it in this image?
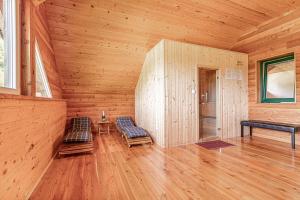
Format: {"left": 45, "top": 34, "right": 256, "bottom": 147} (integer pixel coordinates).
{"left": 30, "top": 132, "right": 300, "bottom": 200}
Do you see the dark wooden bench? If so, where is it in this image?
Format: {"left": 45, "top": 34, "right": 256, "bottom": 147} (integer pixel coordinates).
{"left": 241, "top": 120, "right": 300, "bottom": 149}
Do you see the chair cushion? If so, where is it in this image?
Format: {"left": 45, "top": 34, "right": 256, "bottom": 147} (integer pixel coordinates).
{"left": 64, "top": 130, "right": 92, "bottom": 143}
{"left": 116, "top": 116, "right": 135, "bottom": 128}
{"left": 72, "top": 117, "right": 91, "bottom": 131}
{"left": 122, "top": 126, "right": 148, "bottom": 138}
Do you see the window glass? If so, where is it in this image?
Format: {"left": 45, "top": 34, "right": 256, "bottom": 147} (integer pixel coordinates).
{"left": 0, "top": 0, "right": 17, "bottom": 89}
{"left": 261, "top": 54, "right": 295, "bottom": 103}
{"left": 35, "top": 40, "right": 52, "bottom": 98}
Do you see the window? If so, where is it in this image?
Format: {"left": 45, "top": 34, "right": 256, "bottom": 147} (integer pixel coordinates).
{"left": 260, "top": 54, "right": 295, "bottom": 103}
{"left": 0, "top": 0, "right": 19, "bottom": 93}
{"left": 35, "top": 40, "right": 52, "bottom": 98}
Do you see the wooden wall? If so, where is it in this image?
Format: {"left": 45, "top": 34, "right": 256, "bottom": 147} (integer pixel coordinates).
{"left": 64, "top": 92, "right": 134, "bottom": 132}
{"left": 232, "top": 8, "right": 300, "bottom": 145}
{"left": 164, "top": 40, "right": 248, "bottom": 147}
{"left": 0, "top": 97, "right": 66, "bottom": 200}
{"left": 135, "top": 41, "right": 165, "bottom": 147}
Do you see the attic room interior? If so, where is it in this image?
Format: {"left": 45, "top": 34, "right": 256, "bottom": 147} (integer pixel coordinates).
{"left": 2, "top": 0, "right": 300, "bottom": 199}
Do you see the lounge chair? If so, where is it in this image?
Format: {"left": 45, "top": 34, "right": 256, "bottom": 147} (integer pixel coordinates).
{"left": 116, "top": 116, "right": 153, "bottom": 147}
{"left": 58, "top": 117, "right": 94, "bottom": 156}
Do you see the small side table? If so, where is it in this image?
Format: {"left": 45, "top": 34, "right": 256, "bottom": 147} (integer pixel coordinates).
{"left": 98, "top": 121, "right": 111, "bottom": 135}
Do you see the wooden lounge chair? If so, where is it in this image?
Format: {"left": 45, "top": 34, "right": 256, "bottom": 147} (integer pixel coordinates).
{"left": 58, "top": 117, "right": 94, "bottom": 156}
{"left": 116, "top": 116, "right": 153, "bottom": 147}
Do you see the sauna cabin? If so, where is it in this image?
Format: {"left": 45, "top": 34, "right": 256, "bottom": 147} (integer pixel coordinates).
{"left": 1, "top": 0, "right": 300, "bottom": 199}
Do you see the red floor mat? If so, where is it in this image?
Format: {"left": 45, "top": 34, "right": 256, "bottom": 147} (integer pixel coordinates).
{"left": 196, "top": 140, "right": 234, "bottom": 150}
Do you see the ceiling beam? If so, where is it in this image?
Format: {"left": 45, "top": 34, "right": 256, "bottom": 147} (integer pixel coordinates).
{"left": 31, "top": 0, "right": 47, "bottom": 6}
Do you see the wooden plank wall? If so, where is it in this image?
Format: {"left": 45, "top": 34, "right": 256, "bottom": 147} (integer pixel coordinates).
{"left": 0, "top": 98, "right": 66, "bottom": 200}
{"left": 232, "top": 8, "right": 300, "bottom": 145}
{"left": 64, "top": 92, "right": 135, "bottom": 132}
{"left": 164, "top": 40, "right": 248, "bottom": 147}
{"left": 135, "top": 41, "right": 165, "bottom": 147}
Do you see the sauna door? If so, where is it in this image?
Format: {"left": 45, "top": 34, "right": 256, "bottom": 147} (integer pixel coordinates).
{"left": 199, "top": 69, "right": 217, "bottom": 140}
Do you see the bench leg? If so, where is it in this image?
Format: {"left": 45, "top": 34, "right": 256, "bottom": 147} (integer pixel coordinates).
{"left": 241, "top": 125, "right": 244, "bottom": 137}
{"left": 291, "top": 131, "right": 296, "bottom": 149}
{"left": 250, "top": 126, "right": 253, "bottom": 137}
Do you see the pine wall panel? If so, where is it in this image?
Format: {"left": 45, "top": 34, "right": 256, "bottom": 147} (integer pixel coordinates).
{"left": 0, "top": 98, "right": 66, "bottom": 200}
{"left": 64, "top": 92, "right": 135, "bottom": 132}
{"left": 164, "top": 40, "right": 248, "bottom": 147}
{"left": 233, "top": 8, "right": 300, "bottom": 145}
{"left": 135, "top": 41, "right": 165, "bottom": 147}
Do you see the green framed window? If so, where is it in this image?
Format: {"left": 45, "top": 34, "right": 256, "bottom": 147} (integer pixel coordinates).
{"left": 260, "top": 54, "right": 295, "bottom": 103}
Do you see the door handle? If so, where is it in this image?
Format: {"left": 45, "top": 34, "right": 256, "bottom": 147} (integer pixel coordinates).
{"left": 201, "top": 94, "right": 205, "bottom": 104}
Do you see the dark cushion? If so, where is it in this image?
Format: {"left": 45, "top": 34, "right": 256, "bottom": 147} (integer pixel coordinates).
{"left": 116, "top": 116, "right": 135, "bottom": 128}
{"left": 72, "top": 117, "right": 91, "bottom": 131}
{"left": 122, "top": 126, "right": 148, "bottom": 138}
{"left": 64, "top": 130, "right": 92, "bottom": 143}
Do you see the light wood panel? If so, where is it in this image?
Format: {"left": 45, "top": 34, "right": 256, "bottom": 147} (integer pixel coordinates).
{"left": 0, "top": 97, "right": 66, "bottom": 200}
{"left": 64, "top": 92, "right": 135, "bottom": 132}
{"left": 21, "top": 0, "right": 35, "bottom": 96}
{"left": 164, "top": 40, "right": 248, "bottom": 147}
{"left": 135, "top": 41, "right": 165, "bottom": 147}
{"left": 31, "top": 133, "right": 300, "bottom": 199}
{"left": 43, "top": 0, "right": 300, "bottom": 96}
{"left": 232, "top": 7, "right": 300, "bottom": 145}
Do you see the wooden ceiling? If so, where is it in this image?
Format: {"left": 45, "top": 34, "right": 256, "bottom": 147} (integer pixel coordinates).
{"left": 44, "top": 0, "right": 300, "bottom": 94}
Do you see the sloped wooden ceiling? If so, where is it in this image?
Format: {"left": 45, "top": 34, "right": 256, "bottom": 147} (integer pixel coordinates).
{"left": 45, "top": 0, "right": 300, "bottom": 94}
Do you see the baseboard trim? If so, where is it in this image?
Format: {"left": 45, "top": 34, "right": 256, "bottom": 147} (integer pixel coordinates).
{"left": 25, "top": 151, "right": 57, "bottom": 200}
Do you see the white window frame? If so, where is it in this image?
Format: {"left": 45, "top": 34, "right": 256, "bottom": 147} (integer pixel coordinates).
{"left": 35, "top": 39, "right": 52, "bottom": 98}
{"left": 0, "top": 0, "right": 20, "bottom": 95}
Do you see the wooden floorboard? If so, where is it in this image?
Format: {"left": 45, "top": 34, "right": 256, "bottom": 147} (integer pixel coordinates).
{"left": 30, "top": 132, "right": 300, "bottom": 200}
